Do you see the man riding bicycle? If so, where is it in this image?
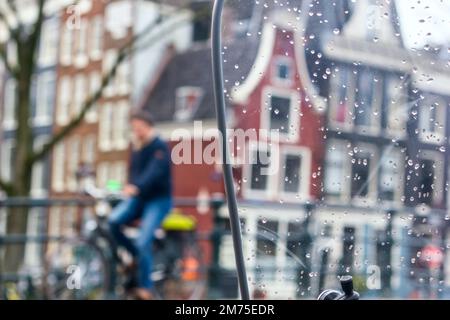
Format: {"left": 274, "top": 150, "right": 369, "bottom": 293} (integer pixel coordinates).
{"left": 108, "top": 110, "right": 172, "bottom": 300}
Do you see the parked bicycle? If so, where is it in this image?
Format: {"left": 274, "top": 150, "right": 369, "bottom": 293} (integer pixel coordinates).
{"left": 42, "top": 183, "right": 207, "bottom": 300}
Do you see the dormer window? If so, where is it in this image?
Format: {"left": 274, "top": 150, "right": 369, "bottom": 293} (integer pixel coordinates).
{"left": 273, "top": 57, "right": 292, "bottom": 84}
{"left": 175, "top": 87, "right": 204, "bottom": 122}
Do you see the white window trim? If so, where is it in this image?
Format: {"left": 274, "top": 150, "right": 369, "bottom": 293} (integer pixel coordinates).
{"left": 74, "top": 18, "right": 89, "bottom": 69}
{"left": 328, "top": 68, "right": 357, "bottom": 131}
{"left": 31, "top": 136, "right": 49, "bottom": 198}
{"left": 242, "top": 140, "right": 278, "bottom": 201}
{"left": 34, "top": 72, "right": 55, "bottom": 127}
{"left": 57, "top": 76, "right": 72, "bottom": 126}
{"left": 325, "top": 139, "right": 351, "bottom": 203}
{"left": 38, "top": 19, "right": 58, "bottom": 67}
{"left": 418, "top": 96, "right": 447, "bottom": 145}
{"left": 89, "top": 15, "right": 104, "bottom": 61}
{"left": 0, "top": 139, "right": 15, "bottom": 182}
{"left": 419, "top": 150, "right": 445, "bottom": 207}
{"left": 350, "top": 143, "right": 379, "bottom": 207}
{"left": 271, "top": 56, "right": 293, "bottom": 86}
{"left": 67, "top": 136, "right": 80, "bottom": 192}
{"left": 354, "top": 71, "right": 383, "bottom": 136}
{"left": 52, "top": 142, "right": 66, "bottom": 193}
{"left": 385, "top": 76, "right": 408, "bottom": 139}
{"left": 86, "top": 72, "right": 101, "bottom": 123}
{"left": 378, "top": 147, "right": 405, "bottom": 207}
{"left": 261, "top": 86, "right": 300, "bottom": 143}
{"left": 99, "top": 103, "right": 113, "bottom": 151}
{"left": 113, "top": 101, "right": 129, "bottom": 150}
{"left": 60, "top": 26, "right": 73, "bottom": 66}
{"left": 279, "top": 145, "right": 311, "bottom": 202}
{"left": 3, "top": 78, "right": 17, "bottom": 130}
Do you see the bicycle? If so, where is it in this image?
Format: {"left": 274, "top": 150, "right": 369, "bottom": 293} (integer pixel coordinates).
{"left": 42, "top": 184, "right": 207, "bottom": 300}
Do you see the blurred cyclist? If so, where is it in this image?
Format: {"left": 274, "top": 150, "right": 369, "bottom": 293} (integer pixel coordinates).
{"left": 108, "top": 110, "right": 172, "bottom": 300}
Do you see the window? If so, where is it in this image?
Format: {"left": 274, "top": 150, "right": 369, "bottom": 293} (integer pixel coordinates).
{"left": 103, "top": 50, "right": 118, "bottom": 97}
{"left": 418, "top": 96, "right": 446, "bottom": 144}
{"left": 248, "top": 147, "right": 272, "bottom": 194}
{"left": 273, "top": 57, "right": 292, "bottom": 83}
{"left": 73, "top": 74, "right": 86, "bottom": 117}
{"left": 7, "top": 41, "right": 17, "bottom": 67}
{"left": 75, "top": 18, "right": 88, "bottom": 66}
{"left": 99, "top": 103, "right": 113, "bottom": 151}
{"left": 324, "top": 142, "right": 347, "bottom": 199}
{"left": 117, "top": 59, "right": 131, "bottom": 95}
{"left": 112, "top": 162, "right": 127, "bottom": 186}
{"left": 35, "top": 72, "right": 55, "bottom": 126}
{"left": 286, "top": 221, "right": 303, "bottom": 259}
{"left": 57, "top": 76, "right": 72, "bottom": 125}
{"left": 39, "top": 19, "right": 59, "bottom": 66}
{"left": 113, "top": 101, "right": 129, "bottom": 150}
{"left": 280, "top": 147, "right": 311, "bottom": 200}
{"left": 52, "top": 142, "right": 66, "bottom": 192}
{"left": 354, "top": 69, "right": 381, "bottom": 132}
{"left": 97, "top": 162, "right": 109, "bottom": 189}
{"left": 256, "top": 219, "right": 279, "bottom": 258}
{"left": 385, "top": 75, "right": 408, "bottom": 135}
{"left": 31, "top": 137, "right": 49, "bottom": 198}
{"left": 283, "top": 155, "right": 302, "bottom": 193}
{"left": 82, "top": 135, "right": 96, "bottom": 165}
{"left": 90, "top": 16, "right": 103, "bottom": 60}
{"left": 3, "top": 79, "right": 17, "bottom": 129}
{"left": 330, "top": 67, "right": 355, "bottom": 128}
{"left": 67, "top": 137, "right": 80, "bottom": 192}
{"left": 175, "top": 87, "right": 204, "bottom": 122}
{"left": 351, "top": 146, "right": 377, "bottom": 200}
{"left": 262, "top": 89, "right": 300, "bottom": 141}
{"left": 60, "top": 26, "right": 73, "bottom": 66}
{"left": 379, "top": 148, "right": 404, "bottom": 203}
{"left": 416, "top": 151, "right": 444, "bottom": 207}
{"left": 86, "top": 72, "right": 101, "bottom": 123}
{"left": 0, "top": 139, "right": 15, "bottom": 182}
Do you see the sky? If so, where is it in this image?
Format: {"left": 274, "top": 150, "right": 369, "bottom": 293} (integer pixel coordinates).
{"left": 397, "top": 0, "right": 450, "bottom": 49}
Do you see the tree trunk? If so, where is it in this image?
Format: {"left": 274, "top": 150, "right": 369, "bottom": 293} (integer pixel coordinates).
{"left": 3, "top": 45, "right": 34, "bottom": 273}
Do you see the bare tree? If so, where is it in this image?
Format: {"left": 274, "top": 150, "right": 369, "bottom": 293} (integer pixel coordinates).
{"left": 0, "top": 0, "right": 204, "bottom": 272}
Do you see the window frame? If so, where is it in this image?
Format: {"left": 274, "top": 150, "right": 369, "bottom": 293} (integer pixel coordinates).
{"left": 329, "top": 66, "right": 357, "bottom": 131}
{"left": 353, "top": 69, "right": 383, "bottom": 135}
{"left": 261, "top": 86, "right": 300, "bottom": 143}
{"left": 418, "top": 95, "right": 447, "bottom": 145}
{"left": 34, "top": 71, "right": 55, "bottom": 127}
{"left": 3, "top": 78, "right": 17, "bottom": 130}
{"left": 271, "top": 56, "right": 293, "bottom": 86}
{"left": 279, "top": 145, "right": 311, "bottom": 202}
{"left": 242, "top": 141, "right": 278, "bottom": 200}
{"left": 350, "top": 143, "right": 379, "bottom": 205}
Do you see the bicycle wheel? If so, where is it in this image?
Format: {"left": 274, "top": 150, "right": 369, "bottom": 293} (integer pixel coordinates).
{"left": 43, "top": 238, "right": 110, "bottom": 300}
{"left": 153, "top": 234, "right": 207, "bottom": 300}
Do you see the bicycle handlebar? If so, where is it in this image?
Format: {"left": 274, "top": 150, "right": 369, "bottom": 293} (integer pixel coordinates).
{"left": 317, "top": 276, "right": 360, "bottom": 300}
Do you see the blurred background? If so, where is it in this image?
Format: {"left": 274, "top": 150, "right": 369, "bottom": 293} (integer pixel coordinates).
{"left": 1, "top": 0, "right": 450, "bottom": 300}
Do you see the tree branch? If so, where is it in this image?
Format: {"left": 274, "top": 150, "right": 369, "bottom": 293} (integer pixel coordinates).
{"left": 0, "top": 178, "right": 13, "bottom": 195}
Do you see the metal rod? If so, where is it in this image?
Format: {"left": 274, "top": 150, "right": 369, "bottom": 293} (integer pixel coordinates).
{"left": 211, "top": 0, "right": 250, "bottom": 300}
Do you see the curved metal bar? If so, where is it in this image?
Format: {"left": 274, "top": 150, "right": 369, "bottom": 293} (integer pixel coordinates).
{"left": 211, "top": 0, "right": 250, "bottom": 300}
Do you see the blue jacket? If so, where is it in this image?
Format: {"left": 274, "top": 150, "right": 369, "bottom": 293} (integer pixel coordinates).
{"left": 129, "top": 136, "right": 172, "bottom": 201}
